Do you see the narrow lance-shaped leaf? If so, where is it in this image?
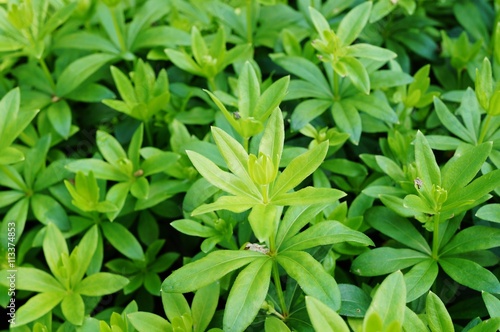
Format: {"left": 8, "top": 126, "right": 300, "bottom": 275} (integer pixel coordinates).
{"left": 223, "top": 258, "right": 273, "bottom": 332}
{"left": 426, "top": 291, "right": 454, "bottom": 332}
{"left": 415, "top": 131, "right": 441, "bottom": 189}
{"left": 306, "top": 296, "right": 350, "bottom": 332}
{"left": 337, "top": 1, "right": 372, "bottom": 47}
{"left": 162, "top": 250, "right": 264, "bottom": 293}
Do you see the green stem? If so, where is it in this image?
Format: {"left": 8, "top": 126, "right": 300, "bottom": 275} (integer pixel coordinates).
{"left": 272, "top": 260, "right": 288, "bottom": 317}
{"left": 246, "top": 0, "right": 253, "bottom": 44}
{"left": 333, "top": 69, "right": 340, "bottom": 100}
{"left": 39, "top": 58, "right": 56, "bottom": 92}
{"left": 208, "top": 76, "right": 217, "bottom": 91}
{"left": 478, "top": 113, "right": 492, "bottom": 144}
{"left": 110, "top": 7, "right": 126, "bottom": 52}
{"left": 243, "top": 137, "right": 249, "bottom": 153}
{"left": 431, "top": 213, "right": 441, "bottom": 259}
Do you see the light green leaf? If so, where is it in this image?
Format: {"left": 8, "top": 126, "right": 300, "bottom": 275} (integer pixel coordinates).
{"left": 72, "top": 225, "right": 99, "bottom": 285}
{"left": 128, "top": 312, "right": 173, "bottom": 332}
{"left": 272, "top": 187, "right": 346, "bottom": 206}
{"left": 345, "top": 44, "right": 396, "bottom": 61}
{"left": 271, "top": 141, "right": 328, "bottom": 197}
{"left": 165, "top": 49, "right": 203, "bottom": 76}
{"left": 171, "top": 219, "right": 217, "bottom": 238}
{"left": 290, "top": 99, "right": 332, "bottom": 131}
{"left": 192, "top": 282, "right": 220, "bottom": 332}
{"left": 254, "top": 76, "right": 289, "bottom": 121}
{"left": 482, "top": 292, "right": 500, "bottom": 318}
{"left": 434, "top": 97, "right": 474, "bottom": 143}
{"left": 248, "top": 203, "right": 279, "bottom": 243}
{"left": 223, "top": 258, "right": 273, "bottom": 332}
{"left": 277, "top": 251, "right": 341, "bottom": 310}
{"left": 337, "top": 1, "right": 372, "bottom": 46}
{"left": 351, "top": 248, "right": 428, "bottom": 276}
{"left": 309, "top": 6, "right": 330, "bottom": 39}
{"left": 363, "top": 271, "right": 405, "bottom": 332}
{"left": 426, "top": 291, "right": 453, "bottom": 332}
{"left": 61, "top": 292, "right": 85, "bottom": 325}
{"left": 306, "top": 296, "right": 350, "bottom": 332}
{"left": 467, "top": 318, "right": 500, "bottom": 332}
{"left": 476, "top": 204, "right": 500, "bottom": 223}
{"left": 264, "top": 316, "right": 291, "bottom": 332}
{"left": 14, "top": 267, "right": 64, "bottom": 293}
{"left": 238, "top": 61, "right": 260, "bottom": 118}
{"left": 131, "top": 177, "right": 149, "bottom": 199}
{"left": 187, "top": 150, "right": 261, "bottom": 199}
{"left": 43, "top": 223, "right": 69, "bottom": 283}
{"left": 75, "top": 272, "right": 129, "bottom": 296}
{"left": 403, "top": 306, "right": 428, "bottom": 331}
{"left": 192, "top": 195, "right": 258, "bottom": 215}
{"left": 162, "top": 250, "right": 264, "bottom": 293}
{"left": 110, "top": 65, "right": 137, "bottom": 105}
{"left": 101, "top": 222, "right": 144, "bottom": 260}
{"left": 14, "top": 292, "right": 65, "bottom": 327}
{"left": 97, "top": 130, "right": 128, "bottom": 165}
{"left": 162, "top": 292, "right": 191, "bottom": 322}
{"left": 415, "top": 130, "right": 441, "bottom": 188}
{"left": 105, "top": 182, "right": 131, "bottom": 221}
{"left": 259, "top": 108, "right": 284, "bottom": 179}
{"left": 280, "top": 220, "right": 373, "bottom": 252}
{"left": 66, "top": 159, "right": 129, "bottom": 182}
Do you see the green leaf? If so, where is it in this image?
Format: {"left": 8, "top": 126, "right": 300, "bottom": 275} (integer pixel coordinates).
{"left": 254, "top": 76, "right": 290, "bottom": 121}
{"left": 415, "top": 131, "right": 441, "bottom": 188}
{"left": 275, "top": 204, "right": 328, "bottom": 250}
{"left": 441, "top": 142, "right": 492, "bottom": 194}
{"left": 482, "top": 292, "right": 500, "bottom": 318}
{"left": 223, "top": 258, "right": 273, "bottom": 332}
{"left": 339, "top": 56, "right": 370, "bottom": 94}
{"left": 337, "top": 1, "right": 372, "bottom": 46}
{"left": 24, "top": 135, "right": 51, "bottom": 187}
{"left": 14, "top": 267, "right": 64, "bottom": 293}
{"left": 31, "top": 194, "right": 69, "bottom": 230}
{"left": 14, "top": 292, "right": 65, "bottom": 327}
{"left": 0, "top": 147, "right": 24, "bottom": 165}
{"left": 105, "top": 182, "right": 131, "bottom": 220}
{"left": 277, "top": 251, "right": 341, "bottom": 310}
{"left": 171, "top": 219, "right": 217, "bottom": 238}
{"left": 165, "top": 49, "right": 203, "bottom": 76}
{"left": 56, "top": 53, "right": 117, "bottom": 97}
{"left": 192, "top": 194, "right": 258, "bottom": 215}
{"left": 131, "top": 177, "right": 149, "bottom": 199}
{"left": 366, "top": 207, "right": 431, "bottom": 254}
{"left": 47, "top": 100, "right": 72, "bottom": 139}
{"left": 97, "top": 130, "right": 128, "bottom": 165}
{"left": 270, "top": 55, "right": 331, "bottom": 97}
{"left": 332, "top": 102, "right": 361, "bottom": 145}
{"left": 141, "top": 151, "right": 179, "bottom": 176}
{"left": 467, "top": 318, "right": 500, "bottom": 332}
{"left": 72, "top": 225, "right": 99, "bottom": 285}
{"left": 187, "top": 150, "right": 260, "bottom": 199}
{"left": 363, "top": 271, "right": 405, "bottom": 332}
{"left": 192, "top": 283, "right": 219, "bottom": 332}
{"left": 128, "top": 312, "right": 173, "bottom": 332}
{"left": 61, "top": 292, "right": 85, "bottom": 325}
{"left": 271, "top": 142, "right": 328, "bottom": 197}
{"left": 434, "top": 97, "right": 474, "bottom": 143}
{"left": 309, "top": 6, "right": 330, "bottom": 38}
{"left": 237, "top": 61, "right": 260, "bottom": 118}
{"left": 446, "top": 169, "right": 500, "bottom": 208}
{"left": 440, "top": 226, "right": 500, "bottom": 256}
{"left": 280, "top": 220, "right": 373, "bottom": 252}
{"left": 351, "top": 248, "right": 428, "bottom": 276}
{"left": 259, "top": 108, "right": 284, "bottom": 179}
{"left": 248, "top": 203, "right": 279, "bottom": 243}
{"left": 338, "top": 284, "right": 371, "bottom": 317}
{"left": 162, "top": 292, "right": 190, "bottom": 321}
{"left": 404, "top": 259, "right": 439, "bottom": 302}
{"left": 211, "top": 126, "right": 256, "bottom": 192}
{"left": 306, "top": 296, "right": 350, "bottom": 332}
{"left": 110, "top": 65, "right": 137, "bottom": 105}
{"left": 66, "top": 159, "right": 129, "bottom": 182}
{"left": 439, "top": 257, "right": 500, "bottom": 293}
{"left": 75, "top": 272, "right": 129, "bottom": 296}
{"left": 476, "top": 204, "right": 500, "bottom": 223}
{"left": 345, "top": 44, "right": 396, "bottom": 62}
{"left": 43, "top": 223, "right": 69, "bottom": 283}
{"left": 264, "top": 316, "right": 291, "bottom": 332}
{"left": 101, "top": 222, "right": 144, "bottom": 260}
{"left": 426, "top": 291, "right": 453, "bottom": 332}
{"left": 403, "top": 306, "right": 428, "bottom": 331}
{"left": 162, "top": 250, "right": 263, "bottom": 293}
{"left": 290, "top": 99, "right": 332, "bottom": 131}
{"left": 475, "top": 58, "right": 493, "bottom": 110}
{"left": 272, "top": 187, "right": 346, "bottom": 206}
{"left": 345, "top": 93, "right": 398, "bottom": 124}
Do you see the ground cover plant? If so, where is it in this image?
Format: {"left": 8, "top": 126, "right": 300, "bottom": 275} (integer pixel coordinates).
{"left": 0, "top": 0, "right": 500, "bottom": 331}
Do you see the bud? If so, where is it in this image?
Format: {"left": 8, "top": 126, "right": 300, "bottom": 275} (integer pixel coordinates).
{"left": 248, "top": 152, "right": 276, "bottom": 185}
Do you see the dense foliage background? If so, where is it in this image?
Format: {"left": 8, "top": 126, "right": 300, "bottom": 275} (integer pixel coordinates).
{"left": 0, "top": 0, "right": 499, "bottom": 331}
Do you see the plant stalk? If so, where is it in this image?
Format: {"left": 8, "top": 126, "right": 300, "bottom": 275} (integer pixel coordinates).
{"left": 478, "top": 113, "right": 492, "bottom": 144}
{"left": 431, "top": 213, "right": 441, "bottom": 259}
{"left": 272, "top": 260, "right": 288, "bottom": 317}
{"left": 39, "top": 57, "right": 56, "bottom": 92}
{"left": 333, "top": 69, "right": 340, "bottom": 100}
{"left": 246, "top": 0, "right": 253, "bottom": 44}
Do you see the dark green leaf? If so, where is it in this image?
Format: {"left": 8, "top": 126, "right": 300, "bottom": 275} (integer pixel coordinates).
{"left": 439, "top": 257, "right": 500, "bottom": 293}
{"left": 351, "top": 248, "right": 428, "bottom": 276}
